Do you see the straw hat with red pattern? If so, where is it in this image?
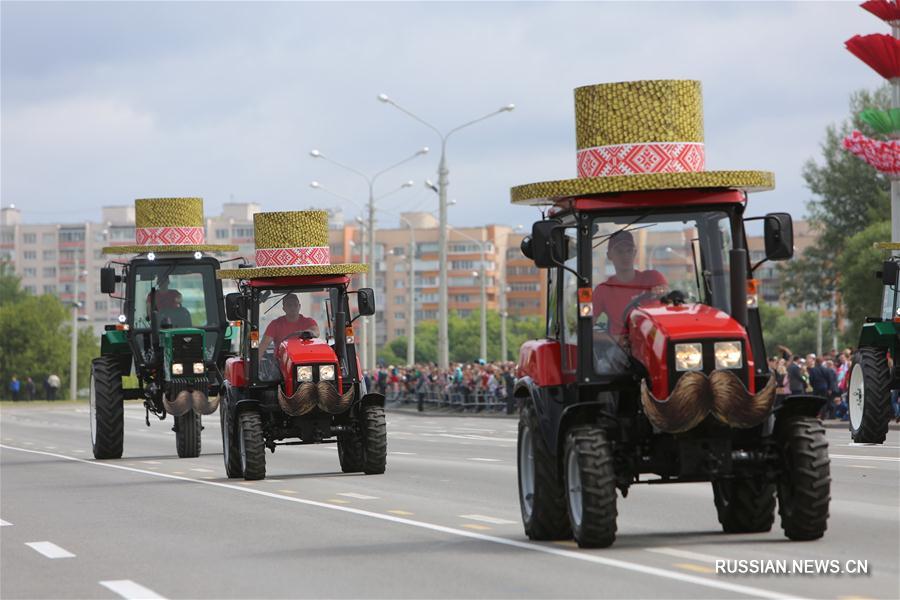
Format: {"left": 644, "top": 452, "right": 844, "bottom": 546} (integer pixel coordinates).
{"left": 102, "top": 197, "right": 238, "bottom": 255}
{"left": 216, "top": 210, "right": 367, "bottom": 279}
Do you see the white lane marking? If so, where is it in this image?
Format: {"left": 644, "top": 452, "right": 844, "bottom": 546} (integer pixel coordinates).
{"left": 430, "top": 433, "right": 518, "bottom": 442}
{"left": 645, "top": 547, "right": 723, "bottom": 564}
{"left": 337, "top": 492, "right": 379, "bottom": 500}
{"left": 100, "top": 580, "right": 165, "bottom": 599}
{"left": 190, "top": 468, "right": 214, "bottom": 473}
{"left": 389, "top": 451, "right": 417, "bottom": 455}
{"left": 0, "top": 519, "right": 11, "bottom": 526}
{"left": 25, "top": 541, "right": 75, "bottom": 559}
{"left": 141, "top": 460, "right": 161, "bottom": 465}
{"left": 0, "top": 445, "right": 802, "bottom": 600}
{"left": 468, "top": 457, "right": 501, "bottom": 462}
{"left": 830, "top": 454, "right": 900, "bottom": 462}
{"left": 846, "top": 442, "right": 900, "bottom": 448}
{"left": 460, "top": 514, "right": 517, "bottom": 525}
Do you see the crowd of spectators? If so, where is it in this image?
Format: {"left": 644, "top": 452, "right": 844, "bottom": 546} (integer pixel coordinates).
{"left": 363, "top": 362, "right": 518, "bottom": 413}
{"left": 6, "top": 373, "right": 61, "bottom": 401}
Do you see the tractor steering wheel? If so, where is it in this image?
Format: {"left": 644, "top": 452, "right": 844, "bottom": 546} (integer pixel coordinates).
{"left": 281, "top": 329, "right": 318, "bottom": 343}
{"left": 620, "top": 290, "right": 658, "bottom": 329}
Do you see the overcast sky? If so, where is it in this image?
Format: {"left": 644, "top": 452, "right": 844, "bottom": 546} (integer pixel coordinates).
{"left": 0, "top": 1, "right": 884, "bottom": 230}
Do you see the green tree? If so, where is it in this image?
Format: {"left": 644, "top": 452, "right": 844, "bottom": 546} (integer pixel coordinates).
{"left": 0, "top": 271, "right": 99, "bottom": 399}
{"left": 759, "top": 303, "right": 825, "bottom": 358}
{"left": 0, "top": 261, "right": 27, "bottom": 305}
{"left": 836, "top": 220, "right": 891, "bottom": 333}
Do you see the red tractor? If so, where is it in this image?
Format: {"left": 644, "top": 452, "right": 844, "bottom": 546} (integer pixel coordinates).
{"left": 511, "top": 80, "right": 830, "bottom": 548}
{"left": 216, "top": 210, "right": 386, "bottom": 480}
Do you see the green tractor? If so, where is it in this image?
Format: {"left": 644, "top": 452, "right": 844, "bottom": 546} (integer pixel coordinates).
{"left": 848, "top": 243, "right": 899, "bottom": 444}
{"left": 91, "top": 253, "right": 238, "bottom": 458}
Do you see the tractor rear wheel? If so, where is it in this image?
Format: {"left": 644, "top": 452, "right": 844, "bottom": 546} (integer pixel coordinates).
{"left": 517, "top": 404, "right": 571, "bottom": 541}
{"left": 238, "top": 411, "right": 266, "bottom": 480}
{"left": 175, "top": 411, "right": 201, "bottom": 458}
{"left": 712, "top": 476, "right": 775, "bottom": 533}
{"left": 220, "top": 403, "right": 242, "bottom": 478}
{"left": 361, "top": 404, "right": 387, "bottom": 475}
{"left": 777, "top": 417, "right": 830, "bottom": 541}
{"left": 564, "top": 426, "right": 618, "bottom": 548}
{"left": 90, "top": 356, "right": 124, "bottom": 459}
{"left": 848, "top": 347, "right": 891, "bottom": 444}
{"left": 338, "top": 426, "right": 365, "bottom": 473}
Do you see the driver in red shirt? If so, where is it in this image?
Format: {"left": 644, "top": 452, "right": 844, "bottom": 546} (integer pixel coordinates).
{"left": 592, "top": 230, "right": 667, "bottom": 337}
{"left": 258, "top": 293, "right": 320, "bottom": 360}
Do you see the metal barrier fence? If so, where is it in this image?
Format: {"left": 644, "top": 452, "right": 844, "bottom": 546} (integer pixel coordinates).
{"left": 384, "top": 383, "right": 514, "bottom": 413}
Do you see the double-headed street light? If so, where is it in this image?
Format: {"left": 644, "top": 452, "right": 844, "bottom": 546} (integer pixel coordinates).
{"left": 378, "top": 94, "right": 514, "bottom": 370}
{"left": 309, "top": 149, "right": 426, "bottom": 370}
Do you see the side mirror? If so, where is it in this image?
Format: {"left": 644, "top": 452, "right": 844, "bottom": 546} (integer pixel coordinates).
{"left": 100, "top": 267, "right": 117, "bottom": 294}
{"left": 763, "top": 212, "right": 793, "bottom": 261}
{"left": 357, "top": 288, "right": 376, "bottom": 316}
{"left": 878, "top": 260, "right": 899, "bottom": 286}
{"left": 225, "top": 292, "right": 247, "bottom": 321}
{"left": 530, "top": 220, "right": 567, "bottom": 268}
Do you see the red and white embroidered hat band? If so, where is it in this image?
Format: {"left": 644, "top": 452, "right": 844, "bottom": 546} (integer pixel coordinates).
{"left": 102, "top": 198, "right": 238, "bottom": 255}
{"left": 510, "top": 80, "right": 774, "bottom": 205}
{"left": 217, "top": 210, "right": 367, "bottom": 280}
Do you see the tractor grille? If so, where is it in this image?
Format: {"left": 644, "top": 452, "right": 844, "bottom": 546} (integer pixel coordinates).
{"left": 172, "top": 333, "right": 203, "bottom": 365}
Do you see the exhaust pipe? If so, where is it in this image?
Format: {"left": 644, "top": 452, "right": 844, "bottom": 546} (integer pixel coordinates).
{"left": 729, "top": 248, "right": 748, "bottom": 328}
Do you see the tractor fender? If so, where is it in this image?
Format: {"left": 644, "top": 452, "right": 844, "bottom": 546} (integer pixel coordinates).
{"left": 773, "top": 394, "right": 826, "bottom": 422}
{"left": 360, "top": 392, "right": 385, "bottom": 408}
{"left": 514, "top": 377, "right": 560, "bottom": 457}
{"left": 223, "top": 382, "right": 260, "bottom": 416}
{"left": 556, "top": 395, "right": 618, "bottom": 462}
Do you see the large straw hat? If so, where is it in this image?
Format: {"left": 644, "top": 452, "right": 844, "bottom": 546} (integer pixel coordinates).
{"left": 102, "top": 198, "right": 238, "bottom": 255}
{"left": 511, "top": 80, "right": 774, "bottom": 205}
{"left": 216, "top": 210, "right": 368, "bottom": 279}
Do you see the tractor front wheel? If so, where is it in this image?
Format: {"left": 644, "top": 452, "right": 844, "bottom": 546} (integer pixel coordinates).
{"left": 175, "top": 411, "right": 202, "bottom": 458}
{"left": 238, "top": 411, "right": 266, "bottom": 480}
{"left": 220, "top": 403, "right": 242, "bottom": 478}
{"left": 564, "top": 426, "right": 618, "bottom": 548}
{"left": 848, "top": 347, "right": 891, "bottom": 444}
{"left": 517, "top": 404, "right": 571, "bottom": 541}
{"left": 90, "top": 356, "right": 124, "bottom": 459}
{"left": 361, "top": 404, "right": 387, "bottom": 475}
{"left": 338, "top": 426, "right": 365, "bottom": 473}
{"left": 777, "top": 417, "right": 830, "bottom": 541}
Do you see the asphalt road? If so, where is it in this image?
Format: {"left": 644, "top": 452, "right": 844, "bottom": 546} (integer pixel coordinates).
{"left": 1, "top": 402, "right": 898, "bottom": 600}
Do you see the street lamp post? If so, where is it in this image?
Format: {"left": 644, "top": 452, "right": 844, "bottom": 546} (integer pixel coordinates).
{"left": 447, "top": 225, "right": 488, "bottom": 362}
{"left": 70, "top": 256, "right": 85, "bottom": 401}
{"left": 398, "top": 216, "right": 416, "bottom": 367}
{"left": 378, "top": 94, "right": 514, "bottom": 369}
{"left": 310, "top": 148, "right": 426, "bottom": 371}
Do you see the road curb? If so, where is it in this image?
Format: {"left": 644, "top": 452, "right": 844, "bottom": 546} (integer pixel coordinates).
{"left": 387, "top": 406, "right": 900, "bottom": 429}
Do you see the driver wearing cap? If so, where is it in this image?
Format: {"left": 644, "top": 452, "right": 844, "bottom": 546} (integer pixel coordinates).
{"left": 592, "top": 230, "right": 667, "bottom": 336}
{"left": 258, "top": 293, "right": 320, "bottom": 359}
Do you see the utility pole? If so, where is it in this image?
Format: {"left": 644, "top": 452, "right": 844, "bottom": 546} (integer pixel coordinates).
{"left": 70, "top": 255, "right": 80, "bottom": 401}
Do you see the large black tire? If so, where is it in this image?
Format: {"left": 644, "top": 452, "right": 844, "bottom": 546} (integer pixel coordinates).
{"left": 776, "top": 417, "right": 831, "bottom": 541}
{"left": 175, "top": 411, "right": 201, "bottom": 458}
{"left": 90, "top": 356, "right": 124, "bottom": 459}
{"left": 361, "top": 404, "right": 387, "bottom": 475}
{"left": 564, "top": 426, "right": 618, "bottom": 548}
{"left": 238, "top": 411, "right": 266, "bottom": 480}
{"left": 220, "top": 403, "right": 242, "bottom": 478}
{"left": 517, "top": 404, "right": 571, "bottom": 541}
{"left": 337, "top": 427, "right": 365, "bottom": 473}
{"left": 848, "top": 347, "right": 891, "bottom": 444}
{"left": 712, "top": 477, "right": 775, "bottom": 533}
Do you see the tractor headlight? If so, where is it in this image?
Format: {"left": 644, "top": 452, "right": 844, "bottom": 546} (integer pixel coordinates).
{"left": 674, "top": 343, "right": 703, "bottom": 372}
{"left": 172, "top": 363, "right": 184, "bottom": 375}
{"left": 193, "top": 362, "right": 204, "bottom": 374}
{"left": 714, "top": 341, "right": 743, "bottom": 369}
{"left": 297, "top": 365, "right": 313, "bottom": 382}
{"left": 319, "top": 364, "right": 335, "bottom": 381}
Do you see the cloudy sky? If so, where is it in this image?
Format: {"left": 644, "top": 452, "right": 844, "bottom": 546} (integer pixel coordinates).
{"left": 0, "top": 1, "right": 884, "bottom": 230}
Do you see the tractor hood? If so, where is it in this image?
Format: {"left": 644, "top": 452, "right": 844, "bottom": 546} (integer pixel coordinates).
{"left": 627, "top": 302, "right": 754, "bottom": 398}
{"left": 277, "top": 337, "right": 339, "bottom": 370}
{"left": 275, "top": 338, "right": 350, "bottom": 416}
{"left": 626, "top": 301, "right": 775, "bottom": 434}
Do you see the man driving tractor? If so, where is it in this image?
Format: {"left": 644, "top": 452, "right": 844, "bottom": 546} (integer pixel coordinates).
{"left": 592, "top": 230, "right": 667, "bottom": 336}
{"left": 258, "top": 292, "right": 320, "bottom": 360}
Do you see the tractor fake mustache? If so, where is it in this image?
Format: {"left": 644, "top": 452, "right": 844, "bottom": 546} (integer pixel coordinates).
{"left": 278, "top": 381, "right": 355, "bottom": 416}
{"left": 163, "top": 389, "right": 219, "bottom": 417}
{"left": 640, "top": 371, "right": 777, "bottom": 434}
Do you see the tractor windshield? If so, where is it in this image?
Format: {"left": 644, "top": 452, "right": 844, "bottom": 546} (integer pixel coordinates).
{"left": 131, "top": 261, "right": 221, "bottom": 358}
{"left": 585, "top": 210, "right": 733, "bottom": 376}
